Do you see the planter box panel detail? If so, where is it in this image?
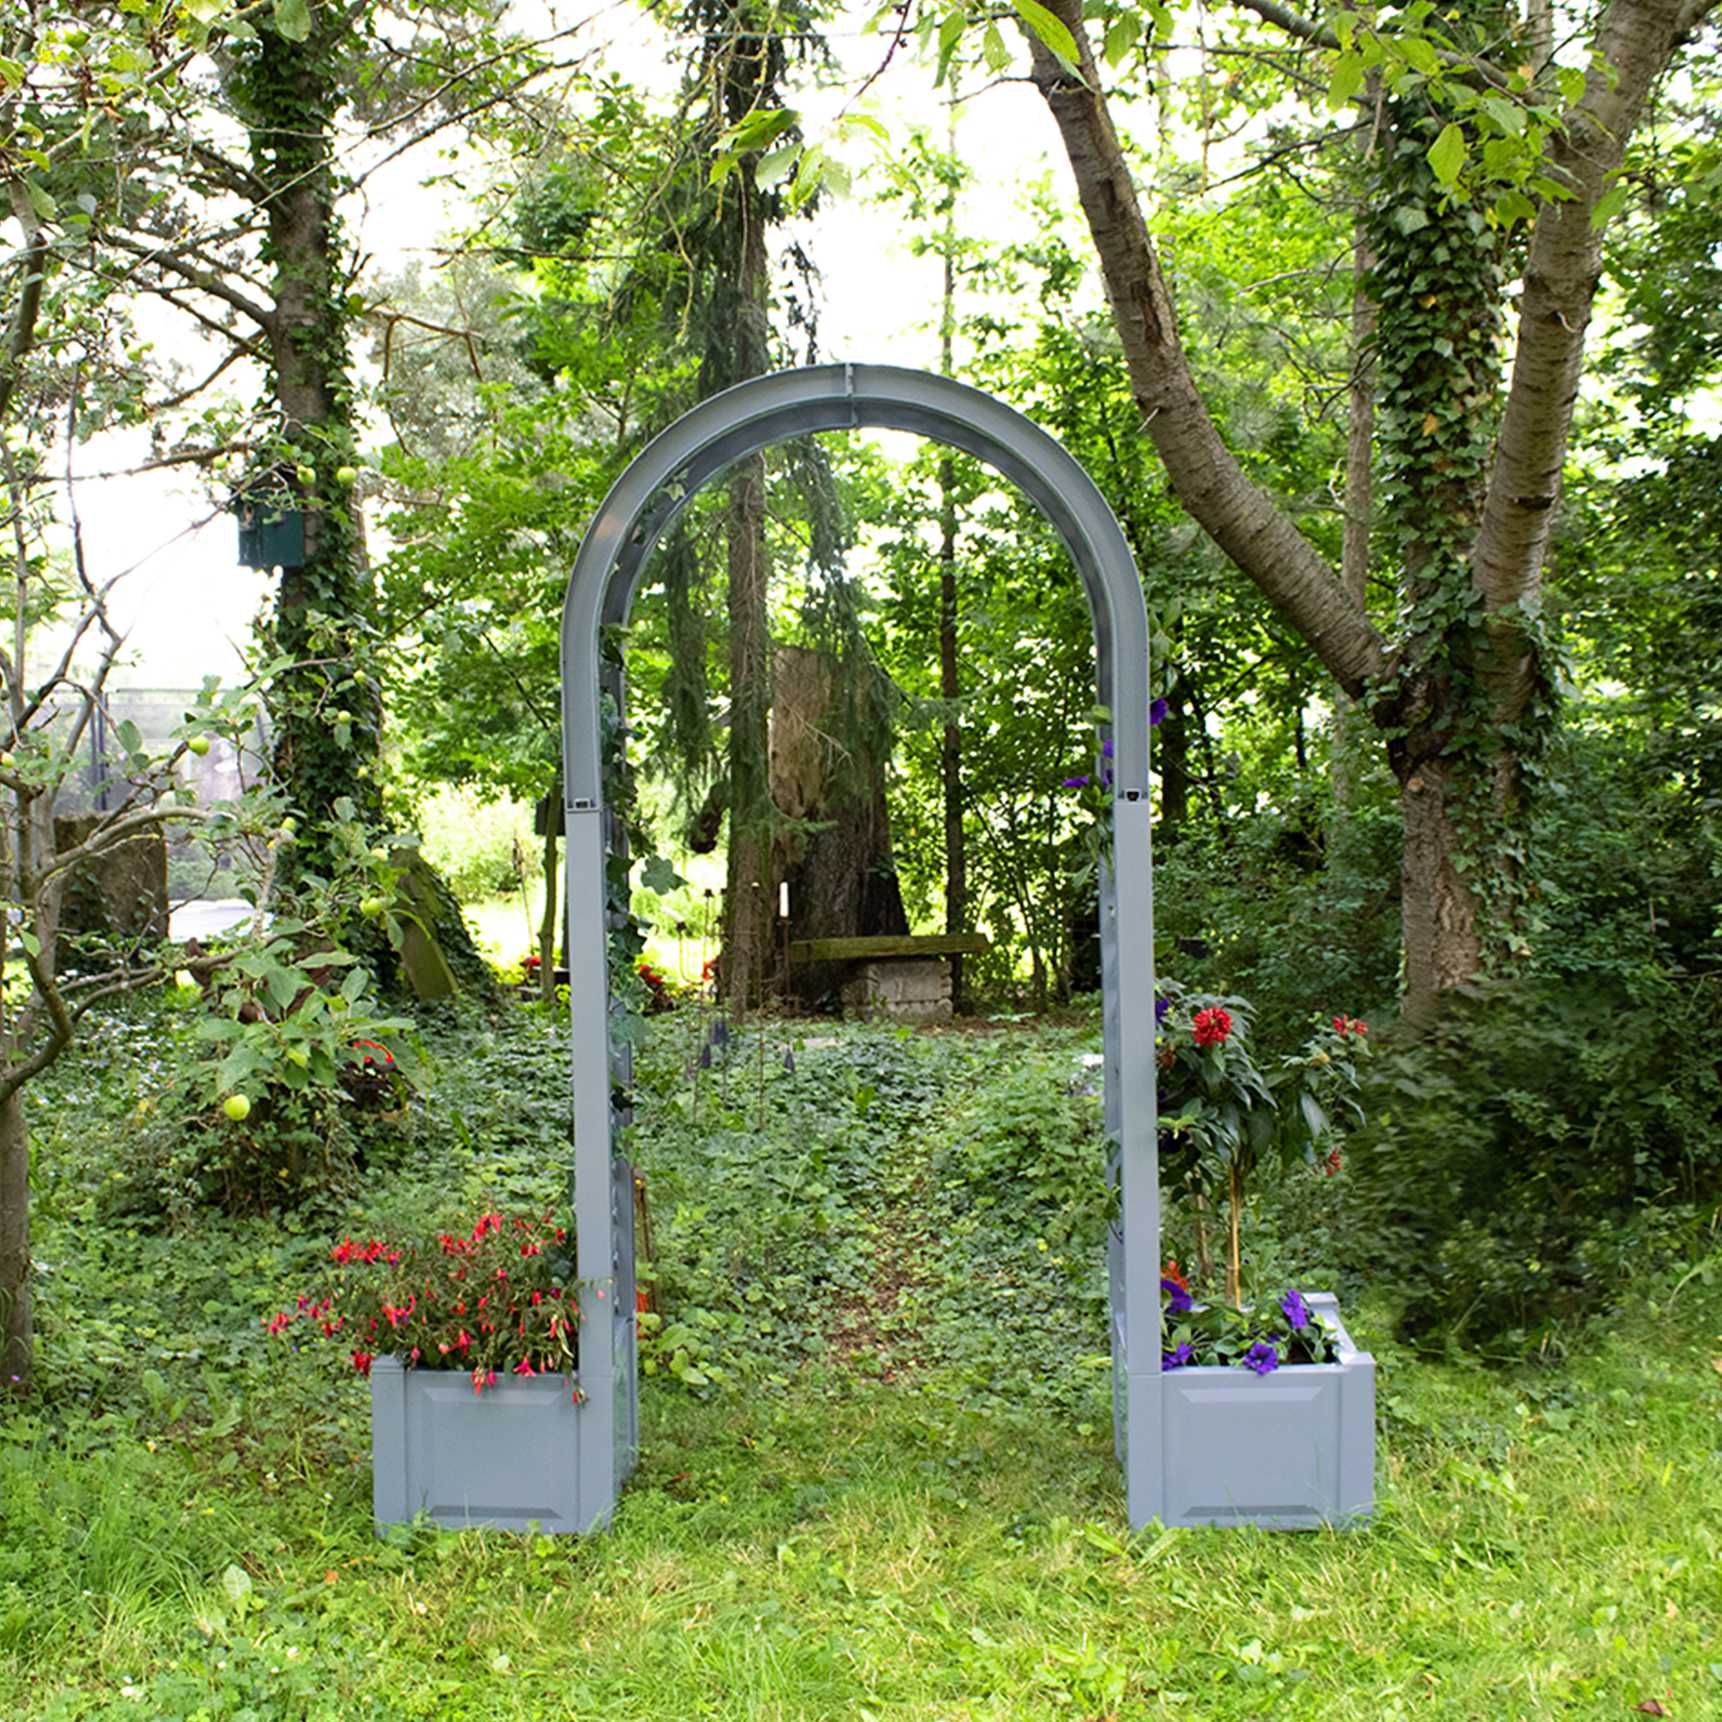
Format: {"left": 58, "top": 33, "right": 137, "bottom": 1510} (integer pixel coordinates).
{"left": 372, "top": 1358, "right": 588, "bottom": 1533}
{"left": 1158, "top": 1294, "right": 1374, "bottom": 1530}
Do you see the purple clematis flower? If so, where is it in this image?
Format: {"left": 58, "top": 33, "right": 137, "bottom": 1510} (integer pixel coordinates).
{"left": 1101, "top": 738, "right": 1114, "bottom": 758}
{"left": 1062, "top": 774, "right": 1091, "bottom": 789}
{"left": 1149, "top": 697, "right": 1168, "bottom": 727}
{"left": 1244, "top": 1341, "right": 1279, "bottom": 1376}
{"left": 1161, "top": 1277, "right": 1193, "bottom": 1315}
{"left": 1155, "top": 994, "right": 1170, "bottom": 1025}
{"left": 1161, "top": 1342, "right": 1193, "bottom": 1371}
{"left": 1281, "top": 1289, "right": 1311, "bottom": 1330}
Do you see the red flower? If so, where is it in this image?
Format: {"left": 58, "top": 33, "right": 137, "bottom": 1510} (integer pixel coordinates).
{"left": 1160, "top": 1259, "right": 1188, "bottom": 1292}
{"left": 1324, "top": 1148, "right": 1343, "bottom": 1177}
{"left": 265, "top": 1311, "right": 294, "bottom": 1335}
{"left": 1333, "top": 1015, "right": 1369, "bottom": 1039}
{"left": 350, "top": 1350, "right": 374, "bottom": 1376}
{"left": 512, "top": 1358, "right": 536, "bottom": 1378}
{"left": 1192, "top": 1007, "right": 1233, "bottom": 1048}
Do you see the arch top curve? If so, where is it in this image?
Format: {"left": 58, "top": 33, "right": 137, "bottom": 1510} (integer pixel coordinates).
{"left": 559, "top": 363, "right": 1152, "bottom": 805}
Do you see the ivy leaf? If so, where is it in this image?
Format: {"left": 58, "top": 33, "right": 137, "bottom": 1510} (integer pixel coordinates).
{"left": 1426, "top": 122, "right": 1466, "bottom": 188}
{"left": 640, "top": 854, "right": 684, "bottom": 895}
{"left": 272, "top": 0, "right": 312, "bottom": 42}
{"left": 1392, "top": 203, "right": 1430, "bottom": 236}
{"left": 1012, "top": 0, "right": 1081, "bottom": 75}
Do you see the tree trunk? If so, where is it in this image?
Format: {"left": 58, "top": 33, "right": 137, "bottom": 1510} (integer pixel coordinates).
{"left": 0, "top": 1086, "right": 30, "bottom": 1396}
{"left": 539, "top": 818, "right": 559, "bottom": 1004}
{"left": 938, "top": 454, "right": 966, "bottom": 1012}
{"left": 937, "top": 116, "right": 968, "bottom": 1014}
{"left": 1332, "top": 207, "right": 1376, "bottom": 810}
{"left": 771, "top": 646, "right": 908, "bottom": 1009}
{"left": 231, "top": 24, "right": 381, "bottom": 879}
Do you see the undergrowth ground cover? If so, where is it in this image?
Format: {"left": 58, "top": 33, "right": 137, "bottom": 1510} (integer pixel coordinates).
{"left": 2, "top": 999, "right": 1719, "bottom": 1720}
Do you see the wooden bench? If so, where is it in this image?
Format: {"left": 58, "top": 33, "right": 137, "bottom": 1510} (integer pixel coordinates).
{"left": 786, "top": 934, "right": 989, "bottom": 1022}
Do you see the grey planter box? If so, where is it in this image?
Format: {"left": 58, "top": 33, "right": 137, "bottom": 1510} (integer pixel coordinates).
{"left": 1154, "top": 1293, "right": 1374, "bottom": 1529}
{"left": 370, "top": 1357, "right": 592, "bottom": 1533}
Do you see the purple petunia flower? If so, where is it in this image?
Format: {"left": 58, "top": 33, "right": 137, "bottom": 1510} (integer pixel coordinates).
{"left": 1149, "top": 697, "right": 1168, "bottom": 727}
{"left": 1155, "top": 994, "right": 1170, "bottom": 1025}
{"left": 1281, "top": 1289, "right": 1311, "bottom": 1330}
{"left": 1161, "top": 1342, "right": 1193, "bottom": 1371}
{"left": 1244, "top": 1341, "right": 1279, "bottom": 1376}
{"left": 1162, "top": 1277, "right": 1193, "bottom": 1315}
{"left": 1062, "top": 774, "right": 1091, "bottom": 789}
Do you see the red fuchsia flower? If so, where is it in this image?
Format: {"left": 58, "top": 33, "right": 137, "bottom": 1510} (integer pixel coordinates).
{"left": 512, "top": 1359, "right": 536, "bottom": 1378}
{"left": 350, "top": 1351, "right": 374, "bottom": 1376}
{"left": 472, "top": 1368, "right": 497, "bottom": 1396}
{"left": 1332, "top": 1015, "right": 1369, "bottom": 1038}
{"left": 1161, "top": 1259, "right": 1189, "bottom": 1292}
{"left": 1192, "top": 1007, "right": 1233, "bottom": 1048}
{"left": 1324, "top": 1148, "right": 1343, "bottom": 1177}
{"left": 265, "top": 1311, "right": 294, "bottom": 1335}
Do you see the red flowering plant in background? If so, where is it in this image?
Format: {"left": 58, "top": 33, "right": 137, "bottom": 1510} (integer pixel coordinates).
{"left": 1151, "top": 982, "right": 1370, "bottom": 1307}
{"left": 265, "top": 1208, "right": 581, "bottom": 1395}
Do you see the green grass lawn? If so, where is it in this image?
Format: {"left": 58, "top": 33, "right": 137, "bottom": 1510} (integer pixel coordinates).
{"left": 2, "top": 1003, "right": 1719, "bottom": 1719}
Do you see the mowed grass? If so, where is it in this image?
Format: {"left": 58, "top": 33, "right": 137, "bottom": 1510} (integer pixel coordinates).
{"left": 2, "top": 1284, "right": 1719, "bottom": 1721}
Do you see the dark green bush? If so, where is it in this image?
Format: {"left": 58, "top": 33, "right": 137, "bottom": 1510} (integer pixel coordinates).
{"left": 1341, "top": 970, "right": 1722, "bottom": 1355}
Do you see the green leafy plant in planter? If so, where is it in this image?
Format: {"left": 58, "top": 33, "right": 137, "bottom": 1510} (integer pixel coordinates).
{"left": 1154, "top": 981, "right": 1369, "bottom": 1304}
{"left": 266, "top": 1208, "right": 579, "bottom": 1392}
{"left": 1157, "top": 1264, "right": 1341, "bottom": 1373}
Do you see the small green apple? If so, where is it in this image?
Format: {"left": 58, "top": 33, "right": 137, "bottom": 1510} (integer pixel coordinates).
{"left": 335, "top": 709, "right": 351, "bottom": 724}
{"left": 279, "top": 817, "right": 297, "bottom": 837}
{"left": 223, "top": 1093, "right": 251, "bottom": 1123}
{"left": 335, "top": 465, "right": 359, "bottom": 486}
{"left": 186, "top": 735, "right": 211, "bottom": 757}
{"left": 351, "top": 669, "right": 367, "bottom": 685}
{"left": 360, "top": 895, "right": 387, "bottom": 918}
{"left": 295, "top": 463, "right": 315, "bottom": 486}
{"left": 0, "top": 751, "right": 14, "bottom": 769}
{"left": 286, "top": 1047, "right": 310, "bottom": 1069}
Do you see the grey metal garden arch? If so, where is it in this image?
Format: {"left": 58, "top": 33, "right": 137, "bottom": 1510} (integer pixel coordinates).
{"left": 561, "top": 364, "right": 1162, "bottom": 1528}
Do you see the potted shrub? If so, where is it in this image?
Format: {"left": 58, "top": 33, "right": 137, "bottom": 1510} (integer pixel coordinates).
{"left": 1150, "top": 990, "right": 1376, "bottom": 1528}
{"left": 267, "top": 1209, "right": 590, "bottom": 1532}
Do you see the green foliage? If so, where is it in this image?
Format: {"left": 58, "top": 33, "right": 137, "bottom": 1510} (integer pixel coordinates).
{"left": 1343, "top": 973, "right": 1722, "bottom": 1355}
{"left": 936, "top": 1043, "right": 1109, "bottom": 1246}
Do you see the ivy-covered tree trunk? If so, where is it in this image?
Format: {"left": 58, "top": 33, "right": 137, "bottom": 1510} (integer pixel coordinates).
{"left": 1368, "top": 100, "right": 1515, "bottom": 1025}
{"left": 720, "top": 156, "right": 778, "bottom": 1016}
{"left": 230, "top": 16, "right": 381, "bottom": 877}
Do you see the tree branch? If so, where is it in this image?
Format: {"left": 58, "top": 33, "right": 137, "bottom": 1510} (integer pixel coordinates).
{"left": 1022, "top": 0, "right": 1387, "bottom": 697}
{"left": 1472, "top": 0, "right": 1717, "bottom": 636}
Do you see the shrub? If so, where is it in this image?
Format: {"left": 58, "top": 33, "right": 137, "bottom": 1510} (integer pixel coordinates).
{"left": 1341, "top": 970, "right": 1722, "bottom": 1355}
